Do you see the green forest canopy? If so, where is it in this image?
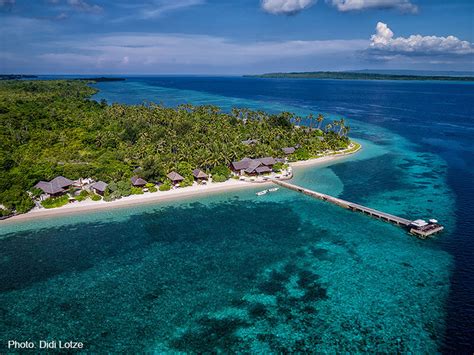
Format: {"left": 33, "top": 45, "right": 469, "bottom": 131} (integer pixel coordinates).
{"left": 0, "top": 80, "right": 350, "bottom": 214}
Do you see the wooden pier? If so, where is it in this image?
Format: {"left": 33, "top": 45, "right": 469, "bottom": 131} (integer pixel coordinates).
{"left": 269, "top": 179, "right": 444, "bottom": 238}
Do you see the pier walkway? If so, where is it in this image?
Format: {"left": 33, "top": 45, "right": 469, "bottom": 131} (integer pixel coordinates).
{"left": 269, "top": 178, "right": 443, "bottom": 238}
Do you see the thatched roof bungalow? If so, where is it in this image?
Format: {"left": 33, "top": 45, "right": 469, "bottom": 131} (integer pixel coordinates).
{"left": 231, "top": 157, "right": 276, "bottom": 175}
{"left": 131, "top": 176, "right": 147, "bottom": 187}
{"left": 192, "top": 169, "right": 208, "bottom": 181}
{"left": 255, "top": 166, "right": 272, "bottom": 174}
{"left": 258, "top": 157, "right": 276, "bottom": 166}
{"left": 91, "top": 181, "right": 108, "bottom": 195}
{"left": 231, "top": 157, "right": 253, "bottom": 172}
{"left": 34, "top": 181, "right": 64, "bottom": 196}
{"left": 244, "top": 160, "right": 262, "bottom": 174}
{"left": 167, "top": 171, "right": 184, "bottom": 185}
{"left": 34, "top": 176, "right": 74, "bottom": 196}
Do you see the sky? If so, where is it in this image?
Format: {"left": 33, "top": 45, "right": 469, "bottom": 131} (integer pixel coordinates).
{"left": 0, "top": 0, "right": 473, "bottom": 74}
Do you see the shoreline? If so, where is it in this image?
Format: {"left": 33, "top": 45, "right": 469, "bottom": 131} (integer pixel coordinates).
{"left": 1, "top": 143, "right": 360, "bottom": 224}
{"left": 289, "top": 142, "right": 361, "bottom": 167}
{"left": 1, "top": 179, "right": 263, "bottom": 224}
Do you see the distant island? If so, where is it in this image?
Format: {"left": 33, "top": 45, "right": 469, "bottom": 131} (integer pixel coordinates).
{"left": 245, "top": 71, "right": 474, "bottom": 82}
{"left": 0, "top": 75, "right": 124, "bottom": 82}
{"left": 79, "top": 77, "right": 126, "bottom": 82}
{"left": 0, "top": 74, "right": 38, "bottom": 80}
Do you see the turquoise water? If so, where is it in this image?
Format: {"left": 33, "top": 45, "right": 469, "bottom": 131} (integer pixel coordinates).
{"left": 0, "top": 77, "right": 468, "bottom": 352}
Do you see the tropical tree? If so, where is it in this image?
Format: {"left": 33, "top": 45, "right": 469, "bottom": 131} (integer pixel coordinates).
{"left": 338, "top": 118, "right": 345, "bottom": 136}
{"left": 308, "top": 113, "right": 314, "bottom": 129}
{"left": 317, "top": 113, "right": 324, "bottom": 129}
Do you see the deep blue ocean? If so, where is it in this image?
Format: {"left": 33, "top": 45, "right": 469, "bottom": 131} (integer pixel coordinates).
{"left": 1, "top": 76, "right": 473, "bottom": 352}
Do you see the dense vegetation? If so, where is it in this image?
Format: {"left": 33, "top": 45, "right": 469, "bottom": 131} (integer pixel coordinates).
{"left": 245, "top": 71, "right": 474, "bottom": 81}
{"left": 0, "top": 80, "right": 351, "bottom": 214}
{"left": 40, "top": 195, "right": 69, "bottom": 209}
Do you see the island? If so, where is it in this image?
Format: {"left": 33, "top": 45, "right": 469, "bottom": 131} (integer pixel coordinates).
{"left": 79, "top": 77, "right": 126, "bottom": 82}
{"left": 245, "top": 71, "right": 474, "bottom": 81}
{"left": 0, "top": 74, "right": 38, "bottom": 80}
{"left": 0, "top": 80, "right": 358, "bottom": 220}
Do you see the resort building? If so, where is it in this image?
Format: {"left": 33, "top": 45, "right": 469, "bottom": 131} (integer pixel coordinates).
{"left": 167, "top": 171, "right": 184, "bottom": 185}
{"left": 258, "top": 157, "right": 276, "bottom": 167}
{"left": 252, "top": 165, "right": 272, "bottom": 175}
{"left": 34, "top": 176, "right": 74, "bottom": 197}
{"left": 231, "top": 157, "right": 276, "bottom": 176}
{"left": 131, "top": 176, "right": 147, "bottom": 187}
{"left": 231, "top": 157, "right": 253, "bottom": 173}
{"left": 282, "top": 147, "right": 296, "bottom": 155}
{"left": 192, "top": 169, "right": 208, "bottom": 182}
{"left": 91, "top": 181, "right": 108, "bottom": 196}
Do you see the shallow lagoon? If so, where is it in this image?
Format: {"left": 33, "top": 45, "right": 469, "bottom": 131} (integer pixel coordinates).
{"left": 0, "top": 77, "right": 470, "bottom": 352}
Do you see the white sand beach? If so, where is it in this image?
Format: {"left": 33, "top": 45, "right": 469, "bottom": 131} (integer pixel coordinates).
{"left": 2, "top": 144, "right": 360, "bottom": 224}
{"left": 289, "top": 142, "right": 361, "bottom": 167}
{"left": 290, "top": 153, "right": 350, "bottom": 167}
{"left": 2, "top": 179, "right": 262, "bottom": 224}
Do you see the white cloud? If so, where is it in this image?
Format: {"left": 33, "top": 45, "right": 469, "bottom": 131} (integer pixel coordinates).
{"left": 329, "top": 0, "right": 417, "bottom": 13}
{"left": 371, "top": 21, "right": 393, "bottom": 45}
{"left": 110, "top": 0, "right": 205, "bottom": 23}
{"left": 36, "top": 32, "right": 367, "bottom": 71}
{"left": 141, "top": 0, "right": 204, "bottom": 19}
{"left": 368, "top": 22, "right": 474, "bottom": 57}
{"left": 67, "top": 0, "right": 102, "bottom": 13}
{"left": 261, "top": 0, "right": 315, "bottom": 15}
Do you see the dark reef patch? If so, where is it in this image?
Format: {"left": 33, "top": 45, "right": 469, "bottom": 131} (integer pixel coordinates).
{"left": 1, "top": 198, "right": 329, "bottom": 352}
{"left": 309, "top": 247, "right": 334, "bottom": 261}
{"left": 170, "top": 317, "right": 250, "bottom": 353}
{"left": 248, "top": 303, "right": 268, "bottom": 319}
{"left": 0, "top": 200, "right": 316, "bottom": 292}
{"left": 259, "top": 279, "right": 286, "bottom": 295}
{"left": 301, "top": 284, "right": 328, "bottom": 302}
{"left": 331, "top": 154, "right": 412, "bottom": 203}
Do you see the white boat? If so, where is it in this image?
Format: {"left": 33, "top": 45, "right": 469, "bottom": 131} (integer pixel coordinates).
{"left": 268, "top": 187, "right": 279, "bottom": 192}
{"left": 256, "top": 190, "right": 268, "bottom": 196}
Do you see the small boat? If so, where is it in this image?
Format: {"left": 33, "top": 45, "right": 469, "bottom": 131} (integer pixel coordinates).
{"left": 256, "top": 190, "right": 268, "bottom": 196}
{"left": 268, "top": 187, "right": 279, "bottom": 192}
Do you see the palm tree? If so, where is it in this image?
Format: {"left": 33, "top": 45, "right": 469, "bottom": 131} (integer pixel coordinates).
{"left": 317, "top": 114, "right": 324, "bottom": 130}
{"left": 308, "top": 113, "right": 314, "bottom": 129}
{"left": 338, "top": 118, "right": 345, "bottom": 136}
{"left": 294, "top": 116, "right": 302, "bottom": 127}
{"left": 231, "top": 108, "right": 240, "bottom": 119}
{"left": 344, "top": 126, "right": 350, "bottom": 137}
